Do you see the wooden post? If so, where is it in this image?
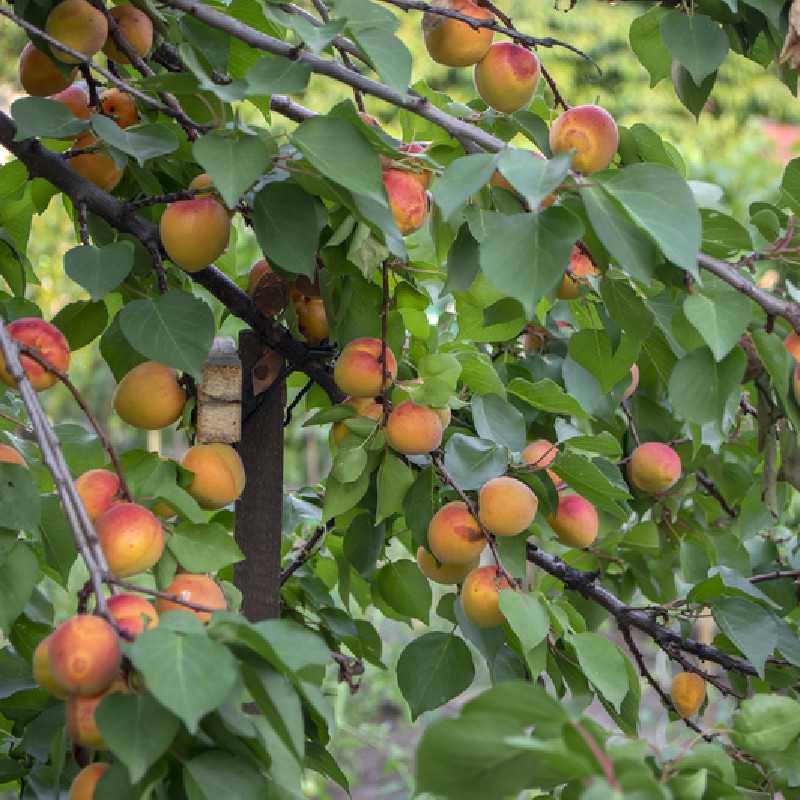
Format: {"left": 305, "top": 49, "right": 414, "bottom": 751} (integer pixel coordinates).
{"left": 234, "top": 332, "right": 285, "bottom": 621}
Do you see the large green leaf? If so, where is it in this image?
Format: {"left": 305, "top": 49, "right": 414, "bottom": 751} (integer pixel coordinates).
{"left": 733, "top": 695, "right": 800, "bottom": 754}
{"left": 11, "top": 97, "right": 88, "bottom": 140}
{"left": 167, "top": 523, "right": 244, "bottom": 572}
{"left": 443, "top": 433, "right": 509, "bottom": 491}
{"left": 713, "top": 597, "right": 777, "bottom": 678}
{"left": 471, "top": 393, "right": 526, "bottom": 452}
{"left": 432, "top": 154, "right": 498, "bottom": 221}
{"left": 570, "top": 632, "right": 629, "bottom": 712}
{"left": 683, "top": 277, "right": 752, "bottom": 360}
{"left": 507, "top": 377, "right": 590, "bottom": 419}
{"left": 0, "top": 539, "right": 37, "bottom": 634}
{"left": 64, "top": 242, "right": 134, "bottom": 301}
{"left": 660, "top": 12, "right": 728, "bottom": 86}
{"left": 629, "top": 6, "right": 672, "bottom": 87}
{"left": 92, "top": 115, "right": 180, "bottom": 167}
{"left": 184, "top": 751, "right": 267, "bottom": 800}
{"left": 0, "top": 463, "right": 41, "bottom": 533}
{"left": 374, "top": 560, "right": 431, "bottom": 623}
{"left": 494, "top": 150, "right": 571, "bottom": 212}
{"left": 119, "top": 289, "right": 215, "bottom": 377}
{"left": 376, "top": 451, "right": 415, "bottom": 523}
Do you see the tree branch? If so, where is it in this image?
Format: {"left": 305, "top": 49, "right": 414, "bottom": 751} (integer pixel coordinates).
{"left": 279, "top": 524, "right": 328, "bottom": 584}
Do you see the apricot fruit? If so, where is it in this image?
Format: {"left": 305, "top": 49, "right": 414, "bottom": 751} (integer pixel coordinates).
{"left": 247, "top": 258, "right": 272, "bottom": 296}
{"left": 103, "top": 4, "right": 154, "bottom": 63}
{"left": 106, "top": 593, "right": 158, "bottom": 639}
{"left": 474, "top": 42, "right": 540, "bottom": 114}
{"left": 50, "top": 85, "right": 91, "bottom": 123}
{"left": 45, "top": 0, "right": 109, "bottom": 64}
{"left": 358, "top": 111, "right": 380, "bottom": 126}
{"left": 295, "top": 296, "right": 329, "bottom": 346}
{"left": 671, "top": 671, "right": 706, "bottom": 718}
{"left": 547, "top": 493, "right": 598, "bottom": 548}
{"left": 416, "top": 546, "right": 477, "bottom": 584}
{"left": 478, "top": 476, "right": 538, "bottom": 536}
{"left": 549, "top": 104, "right": 619, "bottom": 175}
{"left": 522, "top": 325, "right": 547, "bottom": 353}
{"left": 461, "top": 565, "right": 511, "bottom": 628}
{"left": 794, "top": 364, "right": 800, "bottom": 405}
{"left": 159, "top": 196, "right": 230, "bottom": 272}
{"left": 557, "top": 247, "right": 598, "bottom": 300}
{"left": 0, "top": 443, "right": 26, "bottom": 469}
{"left": 100, "top": 88, "right": 138, "bottom": 128}
{"left": 757, "top": 268, "right": 780, "bottom": 290}
{"left": 785, "top": 332, "right": 800, "bottom": 361}
{"left": 334, "top": 338, "right": 397, "bottom": 398}
{"left": 156, "top": 573, "right": 226, "bottom": 623}
{"left": 113, "top": 361, "right": 186, "bottom": 430}
{"left": 385, "top": 400, "right": 444, "bottom": 455}
{"left": 422, "top": 0, "right": 493, "bottom": 67}
{"left": 428, "top": 501, "right": 484, "bottom": 565}
{"left": 96, "top": 502, "right": 164, "bottom": 578}
{"left": 435, "top": 405, "right": 452, "bottom": 428}
{"left": 181, "top": 443, "right": 246, "bottom": 509}
{"left": 399, "top": 141, "right": 433, "bottom": 190}
{"left": 69, "top": 132, "right": 124, "bottom": 191}
{"left": 19, "top": 42, "right": 77, "bottom": 97}
{"left": 383, "top": 168, "right": 428, "bottom": 236}
{"left": 622, "top": 363, "right": 639, "bottom": 402}
{"left": 66, "top": 677, "right": 127, "bottom": 749}
{"left": 48, "top": 614, "right": 121, "bottom": 696}
{"left": 75, "top": 469, "right": 121, "bottom": 521}
{"left": 627, "top": 442, "right": 681, "bottom": 495}
{"left": 0, "top": 317, "right": 70, "bottom": 392}
{"left": 32, "top": 635, "right": 68, "bottom": 697}
{"left": 332, "top": 396, "right": 383, "bottom": 445}
{"left": 522, "top": 438, "right": 561, "bottom": 486}
{"left": 69, "top": 763, "right": 109, "bottom": 800}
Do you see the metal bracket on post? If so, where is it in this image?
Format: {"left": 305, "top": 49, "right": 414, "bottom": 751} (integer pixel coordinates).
{"left": 233, "top": 332, "right": 285, "bottom": 621}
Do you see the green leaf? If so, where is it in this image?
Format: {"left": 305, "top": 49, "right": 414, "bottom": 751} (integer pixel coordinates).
{"left": 499, "top": 591, "right": 549, "bottom": 674}
{"left": 375, "top": 560, "right": 432, "bottom": 623}
{"left": 671, "top": 61, "right": 716, "bottom": 120}
{"left": 712, "top": 597, "right": 777, "bottom": 678}
{"left": 252, "top": 182, "right": 325, "bottom": 279}
{"left": 683, "top": 278, "right": 751, "bottom": 360}
{"left": 193, "top": 130, "right": 272, "bottom": 208}
{"left": 494, "top": 150, "right": 571, "bottom": 212}
{"left": 599, "top": 277, "right": 655, "bottom": 341}
{"left": 119, "top": 289, "right": 215, "bottom": 377}
{"left": 432, "top": 154, "right": 497, "bottom": 221}
{"left": 443, "top": 433, "right": 508, "bottom": 491}
{"left": 331, "top": 444, "right": 368, "bottom": 483}
{"left": 130, "top": 629, "right": 238, "bottom": 733}
{"left": 167, "top": 523, "right": 244, "bottom": 572}
{"left": 397, "top": 632, "right": 475, "bottom": 720}
{"left": 246, "top": 54, "right": 311, "bottom": 94}
{"left": 184, "top": 751, "right": 267, "bottom": 800}
{"left": 39, "top": 496, "right": 77, "bottom": 583}
{"left": 570, "top": 632, "right": 628, "bottom": 712}
{"left": 471, "top": 393, "right": 526, "bottom": 452}
{"left": 0, "top": 540, "right": 38, "bottom": 634}
{"left": 660, "top": 12, "right": 728, "bottom": 86}
{"left": 323, "top": 465, "right": 371, "bottom": 522}
{"left": 376, "top": 451, "right": 415, "bottom": 523}
{"left": 507, "top": 377, "right": 589, "bottom": 419}
{"left": 751, "top": 329, "right": 800, "bottom": 430}
{"left": 567, "top": 329, "right": 638, "bottom": 394}
{"left": 64, "top": 242, "right": 134, "bottom": 301}
{"left": 11, "top": 97, "right": 88, "bottom": 140}
{"left": 733, "top": 695, "right": 800, "bottom": 754}
{"left": 700, "top": 209, "right": 753, "bottom": 259}
{"left": 599, "top": 163, "right": 701, "bottom": 276}
{"left": 667, "top": 346, "right": 746, "bottom": 425}
{"left": 92, "top": 115, "right": 179, "bottom": 167}
{"left": 52, "top": 300, "right": 108, "bottom": 351}
{"left": 444, "top": 225, "right": 481, "bottom": 293}
{"left": 96, "top": 693, "right": 181, "bottom": 783}
{"left": 629, "top": 6, "right": 672, "bottom": 87}
{"left": 292, "top": 116, "right": 384, "bottom": 202}
{"left": 0, "top": 463, "right": 41, "bottom": 532}
{"left": 473, "top": 207, "right": 583, "bottom": 316}
{"left": 551, "top": 452, "right": 630, "bottom": 512}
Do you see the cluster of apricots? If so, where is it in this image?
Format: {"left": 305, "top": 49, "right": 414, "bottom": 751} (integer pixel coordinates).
{"left": 328, "top": 335, "right": 683, "bottom": 629}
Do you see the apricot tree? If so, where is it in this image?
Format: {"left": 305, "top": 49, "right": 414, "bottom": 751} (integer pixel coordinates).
{"left": 2, "top": 0, "right": 800, "bottom": 797}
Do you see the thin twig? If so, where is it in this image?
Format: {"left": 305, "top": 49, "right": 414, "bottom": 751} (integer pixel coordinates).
{"left": 750, "top": 568, "right": 800, "bottom": 584}
{"left": 77, "top": 203, "right": 90, "bottom": 246}
{"left": 108, "top": 577, "right": 217, "bottom": 612}
{"left": 696, "top": 471, "right": 738, "bottom": 519}
{"left": 280, "top": 525, "right": 328, "bottom": 584}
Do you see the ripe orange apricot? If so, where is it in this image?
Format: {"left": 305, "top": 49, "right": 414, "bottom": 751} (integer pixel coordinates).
{"left": 75, "top": 469, "right": 121, "bottom": 521}
{"left": 416, "top": 546, "right": 477, "bottom": 584}
{"left": 399, "top": 141, "right": 433, "bottom": 190}
{"left": 100, "top": 88, "right": 138, "bottom": 128}
{"left": 785, "top": 332, "right": 800, "bottom": 361}
{"left": 428, "top": 501, "right": 484, "bottom": 565}
{"left": 32, "top": 635, "right": 68, "bottom": 697}
{"left": 622, "top": 363, "right": 639, "bottom": 401}
{"left": 107, "top": 593, "right": 158, "bottom": 639}
{"left": 50, "top": 85, "right": 91, "bottom": 123}
{"left": 96, "top": 502, "right": 164, "bottom": 578}
{"left": 247, "top": 258, "right": 272, "bottom": 296}
{"left": 461, "top": 565, "right": 511, "bottom": 628}
{"left": 757, "top": 268, "right": 780, "bottom": 290}
{"left": 113, "top": 361, "right": 186, "bottom": 430}
{"left": 0, "top": 443, "right": 27, "bottom": 469}
{"left": 478, "top": 476, "right": 538, "bottom": 536}
{"left": 69, "top": 132, "right": 124, "bottom": 191}
{"left": 547, "top": 493, "right": 598, "bottom": 548}
{"left": 160, "top": 196, "right": 231, "bottom": 272}
{"left": 422, "top": 0, "right": 494, "bottom": 67}
{"left": 69, "top": 763, "right": 109, "bottom": 800}
{"left": 332, "top": 396, "right": 383, "bottom": 445}
{"left": 157, "top": 573, "right": 226, "bottom": 623}
{"left": 19, "top": 42, "right": 77, "bottom": 97}
{"left": 65, "top": 678, "right": 127, "bottom": 749}
{"left": 549, "top": 104, "right": 619, "bottom": 175}
{"left": 474, "top": 42, "right": 540, "bottom": 114}
{"left": 558, "top": 247, "right": 598, "bottom": 300}
{"left": 522, "top": 325, "right": 548, "bottom": 353}
{"left": 0, "top": 317, "right": 70, "bottom": 392}
{"left": 295, "top": 296, "right": 329, "bottom": 346}
{"left": 627, "top": 442, "right": 681, "bottom": 495}
{"left": 103, "top": 4, "right": 154, "bottom": 63}
{"left": 383, "top": 168, "right": 428, "bottom": 236}
{"left": 521, "top": 438, "right": 561, "bottom": 486}
{"left": 48, "top": 614, "right": 121, "bottom": 696}
{"left": 334, "top": 338, "right": 397, "bottom": 398}
{"left": 46, "top": 0, "right": 109, "bottom": 63}
{"left": 181, "top": 443, "right": 246, "bottom": 509}
{"left": 385, "top": 400, "right": 444, "bottom": 455}
{"left": 671, "top": 671, "right": 706, "bottom": 718}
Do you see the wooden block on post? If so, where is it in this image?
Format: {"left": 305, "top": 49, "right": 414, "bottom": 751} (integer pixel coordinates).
{"left": 196, "top": 336, "right": 242, "bottom": 444}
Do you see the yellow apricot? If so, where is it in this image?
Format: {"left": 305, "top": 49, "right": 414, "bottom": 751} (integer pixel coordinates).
{"left": 428, "top": 501, "right": 484, "bottom": 565}
{"left": 19, "top": 42, "right": 77, "bottom": 96}
{"left": 460, "top": 565, "right": 511, "bottom": 628}
{"left": 334, "top": 338, "right": 397, "bottom": 398}
{"left": 671, "top": 671, "right": 706, "bottom": 718}
{"left": 478, "top": 476, "right": 538, "bottom": 536}
{"left": 422, "top": 0, "right": 493, "bottom": 67}
{"left": 103, "top": 4, "right": 154, "bottom": 63}
{"left": 113, "top": 362, "right": 186, "bottom": 430}
{"left": 159, "top": 197, "right": 231, "bottom": 272}
{"left": 416, "top": 546, "right": 477, "bottom": 584}
{"left": 45, "top": 0, "right": 109, "bottom": 64}
{"left": 474, "top": 42, "right": 540, "bottom": 114}
{"left": 181, "top": 443, "right": 246, "bottom": 509}
{"left": 549, "top": 104, "right": 619, "bottom": 175}
{"left": 385, "top": 400, "right": 444, "bottom": 455}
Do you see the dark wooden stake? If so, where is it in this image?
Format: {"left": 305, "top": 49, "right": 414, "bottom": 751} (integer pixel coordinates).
{"left": 234, "top": 331, "right": 285, "bottom": 621}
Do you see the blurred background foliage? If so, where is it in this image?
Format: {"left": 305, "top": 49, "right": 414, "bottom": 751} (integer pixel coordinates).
{"left": 1, "top": 1, "right": 800, "bottom": 796}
